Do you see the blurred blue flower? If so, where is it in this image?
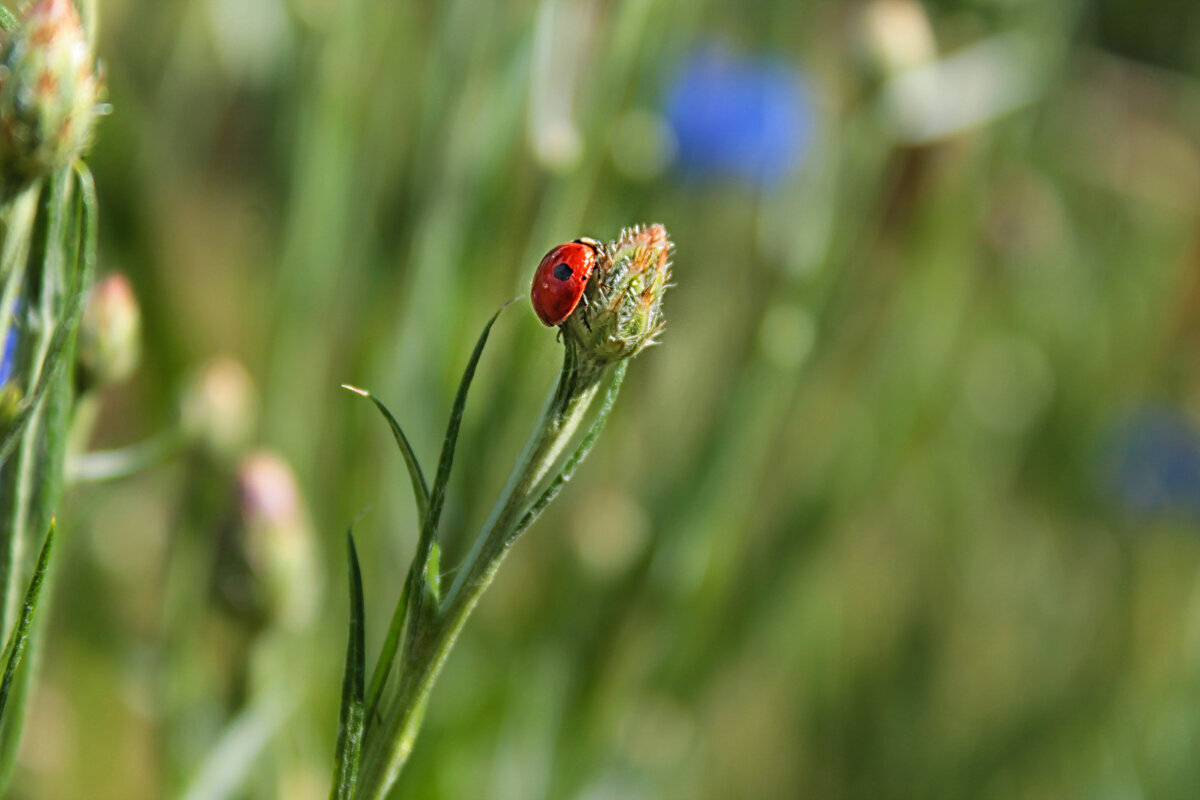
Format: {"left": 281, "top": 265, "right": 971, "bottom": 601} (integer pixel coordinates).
{"left": 664, "top": 44, "right": 814, "bottom": 186}
{"left": 0, "top": 322, "right": 15, "bottom": 387}
{"left": 1109, "top": 408, "right": 1200, "bottom": 517}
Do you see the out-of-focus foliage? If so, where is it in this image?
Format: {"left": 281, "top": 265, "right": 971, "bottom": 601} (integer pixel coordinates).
{"left": 15, "top": 0, "right": 1200, "bottom": 798}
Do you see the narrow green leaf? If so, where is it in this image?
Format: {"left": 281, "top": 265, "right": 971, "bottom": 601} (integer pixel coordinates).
{"left": 404, "top": 303, "right": 509, "bottom": 647}
{"left": 177, "top": 691, "right": 290, "bottom": 800}
{"left": 364, "top": 304, "right": 513, "bottom": 732}
{"left": 341, "top": 385, "right": 429, "bottom": 528}
{"left": 0, "top": 519, "right": 54, "bottom": 725}
{"left": 0, "top": 7, "right": 16, "bottom": 33}
{"left": 425, "top": 302, "right": 511, "bottom": 547}
{"left": 341, "top": 385, "right": 429, "bottom": 728}
{"left": 330, "top": 530, "right": 366, "bottom": 800}
{"left": 0, "top": 165, "right": 96, "bottom": 465}
{"left": 508, "top": 361, "right": 628, "bottom": 545}
{"left": 363, "top": 570, "right": 409, "bottom": 731}
{"left": 424, "top": 542, "right": 441, "bottom": 603}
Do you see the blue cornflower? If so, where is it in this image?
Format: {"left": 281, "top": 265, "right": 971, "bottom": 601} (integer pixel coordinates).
{"left": 0, "top": 321, "right": 15, "bottom": 387}
{"left": 1109, "top": 408, "right": 1200, "bottom": 517}
{"left": 664, "top": 44, "right": 815, "bottom": 186}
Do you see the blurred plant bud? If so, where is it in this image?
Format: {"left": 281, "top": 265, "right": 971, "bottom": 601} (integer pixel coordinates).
{"left": 564, "top": 224, "right": 672, "bottom": 366}
{"left": 180, "top": 356, "right": 258, "bottom": 459}
{"left": 76, "top": 272, "right": 140, "bottom": 389}
{"left": 232, "top": 450, "right": 319, "bottom": 629}
{"left": 0, "top": 0, "right": 101, "bottom": 196}
{"left": 855, "top": 0, "right": 936, "bottom": 78}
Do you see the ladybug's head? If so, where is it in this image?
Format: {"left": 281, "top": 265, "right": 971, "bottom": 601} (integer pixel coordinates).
{"left": 571, "top": 237, "right": 603, "bottom": 255}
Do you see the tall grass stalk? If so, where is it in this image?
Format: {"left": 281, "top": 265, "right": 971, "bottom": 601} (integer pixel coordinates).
{"left": 0, "top": 0, "right": 101, "bottom": 789}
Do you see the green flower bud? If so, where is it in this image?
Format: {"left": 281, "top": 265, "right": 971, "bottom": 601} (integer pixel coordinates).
{"left": 77, "top": 272, "right": 140, "bottom": 390}
{"left": 563, "top": 223, "right": 672, "bottom": 366}
{"left": 0, "top": 0, "right": 101, "bottom": 195}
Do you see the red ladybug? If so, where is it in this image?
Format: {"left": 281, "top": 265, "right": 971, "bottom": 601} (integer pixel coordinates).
{"left": 530, "top": 238, "right": 601, "bottom": 326}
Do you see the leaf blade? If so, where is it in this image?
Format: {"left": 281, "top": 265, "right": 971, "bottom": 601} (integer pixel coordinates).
{"left": 0, "top": 165, "right": 96, "bottom": 465}
{"left": 330, "top": 530, "right": 367, "bottom": 800}
{"left": 362, "top": 568, "right": 409, "bottom": 731}
{"left": 403, "top": 304, "right": 508, "bottom": 644}
{"left": 178, "top": 691, "right": 291, "bottom": 800}
{"left": 341, "top": 385, "right": 429, "bottom": 528}
{"left": 0, "top": 519, "right": 54, "bottom": 725}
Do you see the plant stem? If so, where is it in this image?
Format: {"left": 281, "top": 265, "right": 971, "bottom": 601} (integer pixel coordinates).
{"left": 356, "top": 341, "right": 611, "bottom": 799}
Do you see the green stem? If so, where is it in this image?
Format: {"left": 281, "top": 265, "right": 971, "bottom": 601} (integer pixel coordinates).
{"left": 66, "top": 429, "right": 184, "bottom": 483}
{"left": 355, "top": 342, "right": 615, "bottom": 799}
{"left": 0, "top": 165, "right": 90, "bottom": 788}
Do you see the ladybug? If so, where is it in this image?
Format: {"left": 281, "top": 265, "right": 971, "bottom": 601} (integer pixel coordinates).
{"left": 530, "top": 237, "right": 602, "bottom": 327}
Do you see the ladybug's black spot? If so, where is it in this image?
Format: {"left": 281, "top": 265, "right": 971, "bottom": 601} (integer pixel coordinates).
{"left": 553, "top": 262, "right": 573, "bottom": 281}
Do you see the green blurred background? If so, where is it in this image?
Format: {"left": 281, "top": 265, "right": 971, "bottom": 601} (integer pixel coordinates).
{"left": 16, "top": 0, "right": 1200, "bottom": 796}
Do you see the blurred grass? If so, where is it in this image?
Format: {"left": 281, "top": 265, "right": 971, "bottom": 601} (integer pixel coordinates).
{"left": 13, "top": 0, "right": 1200, "bottom": 797}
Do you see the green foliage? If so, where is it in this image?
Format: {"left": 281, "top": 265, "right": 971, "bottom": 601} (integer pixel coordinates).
{"left": 341, "top": 385, "right": 430, "bottom": 528}
{"left": 330, "top": 531, "right": 366, "bottom": 800}
{"left": 352, "top": 294, "right": 642, "bottom": 798}
{"left": 22, "top": 1, "right": 1200, "bottom": 799}
{"left": 0, "top": 164, "right": 95, "bottom": 463}
{"left": 0, "top": 520, "right": 53, "bottom": 725}
{"left": 0, "top": 159, "right": 96, "bottom": 793}
{"left": 509, "top": 360, "right": 628, "bottom": 547}
{"left": 403, "top": 304, "right": 506, "bottom": 634}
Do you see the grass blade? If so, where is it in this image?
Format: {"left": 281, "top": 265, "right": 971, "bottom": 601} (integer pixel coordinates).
{"left": 362, "top": 538, "right": 437, "bottom": 732}
{"left": 363, "top": 569, "right": 409, "bottom": 731}
{"left": 177, "top": 691, "right": 290, "bottom": 800}
{"left": 418, "top": 303, "right": 511, "bottom": 571}
{"left": 365, "top": 304, "right": 512, "bottom": 731}
{"left": 330, "top": 530, "right": 366, "bottom": 800}
{"left": 0, "top": 165, "right": 96, "bottom": 465}
{"left": 507, "top": 361, "right": 628, "bottom": 546}
{"left": 403, "top": 303, "right": 509, "bottom": 644}
{"left": 341, "top": 385, "right": 429, "bottom": 527}
{"left": 0, "top": 7, "right": 15, "bottom": 33}
{"left": 338, "top": 388, "right": 430, "bottom": 727}
{"left": 0, "top": 519, "right": 54, "bottom": 725}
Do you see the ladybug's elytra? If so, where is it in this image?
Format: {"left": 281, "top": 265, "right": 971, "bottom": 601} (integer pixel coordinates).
{"left": 530, "top": 238, "right": 601, "bottom": 326}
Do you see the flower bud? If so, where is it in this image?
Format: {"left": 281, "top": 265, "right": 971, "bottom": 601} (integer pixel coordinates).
{"left": 77, "top": 272, "right": 140, "bottom": 389}
{"left": 0, "top": 0, "right": 101, "bottom": 195}
{"left": 180, "top": 356, "right": 258, "bottom": 459}
{"left": 229, "top": 450, "right": 320, "bottom": 629}
{"left": 563, "top": 224, "right": 672, "bottom": 365}
{"left": 855, "top": 0, "right": 936, "bottom": 79}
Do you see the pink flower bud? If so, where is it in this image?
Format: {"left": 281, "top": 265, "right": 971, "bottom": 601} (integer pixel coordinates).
{"left": 0, "top": 0, "right": 101, "bottom": 193}
{"left": 563, "top": 224, "right": 673, "bottom": 364}
{"left": 77, "top": 273, "right": 140, "bottom": 389}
